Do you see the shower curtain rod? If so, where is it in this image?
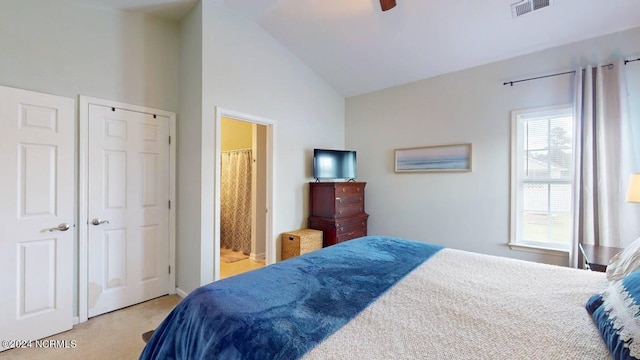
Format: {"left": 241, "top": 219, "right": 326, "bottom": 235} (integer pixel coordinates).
{"left": 503, "top": 58, "right": 640, "bottom": 87}
{"left": 222, "top": 148, "right": 252, "bottom": 152}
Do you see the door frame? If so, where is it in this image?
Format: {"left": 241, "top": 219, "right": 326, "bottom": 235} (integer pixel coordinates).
{"left": 78, "top": 96, "right": 176, "bottom": 323}
{"left": 214, "top": 107, "right": 276, "bottom": 280}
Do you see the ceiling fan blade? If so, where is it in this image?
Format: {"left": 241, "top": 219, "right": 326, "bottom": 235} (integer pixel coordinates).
{"left": 380, "top": 0, "right": 396, "bottom": 11}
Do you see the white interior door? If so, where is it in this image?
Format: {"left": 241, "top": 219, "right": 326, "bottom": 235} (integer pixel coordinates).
{"left": 0, "top": 86, "right": 74, "bottom": 345}
{"left": 87, "top": 104, "right": 170, "bottom": 318}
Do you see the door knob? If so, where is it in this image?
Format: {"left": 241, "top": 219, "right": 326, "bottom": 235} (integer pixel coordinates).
{"left": 91, "top": 218, "right": 110, "bottom": 226}
{"left": 48, "top": 223, "right": 71, "bottom": 232}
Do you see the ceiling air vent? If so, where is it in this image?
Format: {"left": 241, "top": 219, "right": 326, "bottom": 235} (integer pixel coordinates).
{"left": 511, "top": 0, "right": 551, "bottom": 18}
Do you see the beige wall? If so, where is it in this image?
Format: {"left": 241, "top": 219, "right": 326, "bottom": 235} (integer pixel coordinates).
{"left": 346, "top": 26, "right": 640, "bottom": 267}
{"left": 221, "top": 117, "right": 253, "bottom": 151}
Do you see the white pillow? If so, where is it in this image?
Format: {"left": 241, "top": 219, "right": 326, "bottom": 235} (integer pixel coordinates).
{"left": 606, "top": 237, "right": 640, "bottom": 282}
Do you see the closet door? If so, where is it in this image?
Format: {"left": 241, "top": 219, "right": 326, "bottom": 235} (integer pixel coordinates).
{"left": 87, "top": 104, "right": 171, "bottom": 318}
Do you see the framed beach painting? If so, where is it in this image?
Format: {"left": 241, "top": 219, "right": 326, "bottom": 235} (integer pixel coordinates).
{"left": 394, "top": 143, "right": 472, "bottom": 173}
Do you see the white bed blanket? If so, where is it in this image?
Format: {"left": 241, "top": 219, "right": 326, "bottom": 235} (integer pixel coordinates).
{"left": 305, "top": 248, "right": 610, "bottom": 359}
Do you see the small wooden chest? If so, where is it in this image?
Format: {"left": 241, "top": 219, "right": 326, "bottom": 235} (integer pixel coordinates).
{"left": 281, "top": 229, "right": 323, "bottom": 260}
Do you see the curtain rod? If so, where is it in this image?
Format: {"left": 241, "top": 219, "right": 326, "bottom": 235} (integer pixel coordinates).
{"left": 503, "top": 70, "right": 575, "bottom": 87}
{"left": 503, "top": 59, "right": 639, "bottom": 87}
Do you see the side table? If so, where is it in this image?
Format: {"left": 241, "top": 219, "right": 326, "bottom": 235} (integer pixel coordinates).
{"left": 578, "top": 243, "right": 624, "bottom": 272}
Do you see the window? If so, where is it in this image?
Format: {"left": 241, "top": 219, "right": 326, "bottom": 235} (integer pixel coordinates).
{"left": 510, "top": 105, "right": 574, "bottom": 251}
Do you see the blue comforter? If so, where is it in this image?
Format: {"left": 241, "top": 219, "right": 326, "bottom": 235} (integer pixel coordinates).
{"left": 139, "top": 236, "right": 442, "bottom": 359}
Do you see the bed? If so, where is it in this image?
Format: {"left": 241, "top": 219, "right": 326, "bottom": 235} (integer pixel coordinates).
{"left": 140, "top": 236, "right": 640, "bottom": 359}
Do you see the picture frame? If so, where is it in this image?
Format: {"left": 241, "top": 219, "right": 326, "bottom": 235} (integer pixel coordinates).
{"left": 394, "top": 143, "right": 472, "bottom": 173}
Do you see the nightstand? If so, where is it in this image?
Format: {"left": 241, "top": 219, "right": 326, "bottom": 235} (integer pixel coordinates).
{"left": 579, "top": 243, "right": 624, "bottom": 272}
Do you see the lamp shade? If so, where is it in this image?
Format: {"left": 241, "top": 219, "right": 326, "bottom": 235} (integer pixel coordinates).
{"left": 627, "top": 173, "right": 640, "bottom": 203}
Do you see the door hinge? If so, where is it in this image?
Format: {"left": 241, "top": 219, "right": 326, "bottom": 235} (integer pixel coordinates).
{"left": 168, "top": 265, "right": 171, "bottom": 274}
{"left": 168, "top": 200, "right": 171, "bottom": 209}
{"left": 168, "top": 136, "right": 171, "bottom": 145}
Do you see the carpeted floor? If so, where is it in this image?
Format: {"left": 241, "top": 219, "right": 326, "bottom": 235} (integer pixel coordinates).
{"left": 0, "top": 295, "right": 181, "bottom": 360}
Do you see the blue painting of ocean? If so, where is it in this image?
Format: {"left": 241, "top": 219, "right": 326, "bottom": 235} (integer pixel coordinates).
{"left": 397, "top": 157, "right": 469, "bottom": 171}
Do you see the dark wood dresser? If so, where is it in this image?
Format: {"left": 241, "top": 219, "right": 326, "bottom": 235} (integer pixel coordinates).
{"left": 308, "top": 182, "right": 369, "bottom": 247}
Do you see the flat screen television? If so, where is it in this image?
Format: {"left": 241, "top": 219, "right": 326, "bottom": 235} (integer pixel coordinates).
{"left": 313, "top": 149, "right": 357, "bottom": 180}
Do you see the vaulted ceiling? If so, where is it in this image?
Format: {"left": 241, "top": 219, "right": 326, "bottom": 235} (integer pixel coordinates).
{"left": 87, "top": 0, "right": 640, "bottom": 96}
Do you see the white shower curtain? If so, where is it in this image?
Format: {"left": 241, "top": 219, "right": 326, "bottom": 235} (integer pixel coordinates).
{"left": 570, "top": 61, "right": 640, "bottom": 267}
{"left": 221, "top": 149, "right": 252, "bottom": 255}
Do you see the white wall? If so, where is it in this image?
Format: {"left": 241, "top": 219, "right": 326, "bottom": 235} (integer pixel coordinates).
{"left": 176, "top": 2, "right": 345, "bottom": 294}
{"left": 0, "top": 0, "right": 180, "bottom": 315}
{"left": 346, "top": 26, "right": 640, "bottom": 266}
{"left": 0, "top": 0, "right": 180, "bottom": 111}
{"left": 176, "top": 2, "right": 204, "bottom": 295}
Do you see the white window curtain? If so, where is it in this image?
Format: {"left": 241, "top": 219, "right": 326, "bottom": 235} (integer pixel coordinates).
{"left": 570, "top": 60, "right": 640, "bottom": 268}
{"left": 220, "top": 149, "right": 252, "bottom": 255}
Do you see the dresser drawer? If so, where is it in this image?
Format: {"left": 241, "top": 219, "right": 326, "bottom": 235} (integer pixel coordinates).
{"left": 336, "top": 217, "right": 368, "bottom": 243}
{"left": 335, "top": 193, "right": 363, "bottom": 206}
{"left": 310, "top": 182, "right": 367, "bottom": 219}
{"left": 335, "top": 184, "right": 364, "bottom": 195}
{"left": 336, "top": 229, "right": 366, "bottom": 243}
{"left": 335, "top": 203, "right": 364, "bottom": 218}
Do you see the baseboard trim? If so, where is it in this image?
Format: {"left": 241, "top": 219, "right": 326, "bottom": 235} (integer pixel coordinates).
{"left": 175, "top": 287, "right": 189, "bottom": 298}
{"left": 250, "top": 252, "right": 266, "bottom": 261}
{"left": 73, "top": 316, "right": 80, "bottom": 325}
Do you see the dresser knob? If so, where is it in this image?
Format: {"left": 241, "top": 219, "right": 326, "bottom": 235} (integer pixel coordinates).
{"left": 336, "top": 197, "right": 342, "bottom": 203}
